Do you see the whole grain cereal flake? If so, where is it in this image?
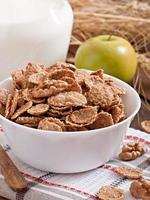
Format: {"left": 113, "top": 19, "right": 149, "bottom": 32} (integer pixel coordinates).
{"left": 0, "top": 103, "right": 5, "bottom": 116}
{"left": 0, "top": 89, "right": 9, "bottom": 105}
{"left": 97, "top": 186, "right": 124, "bottom": 200}
{"left": 5, "top": 94, "right": 13, "bottom": 118}
{"left": 49, "top": 107, "right": 72, "bottom": 117}
{"left": 66, "top": 106, "right": 97, "bottom": 126}
{"left": 25, "top": 63, "right": 44, "bottom": 76}
{"left": 8, "top": 89, "right": 19, "bottom": 118}
{"left": 89, "top": 111, "right": 114, "bottom": 129}
{"left": 11, "top": 101, "right": 33, "bottom": 120}
{"left": 38, "top": 118, "right": 65, "bottom": 132}
{"left": 51, "top": 106, "right": 71, "bottom": 111}
{"left": 47, "top": 110, "right": 60, "bottom": 118}
{"left": 32, "top": 80, "right": 68, "bottom": 98}
{"left": 21, "top": 88, "right": 45, "bottom": 104}
{"left": 28, "top": 71, "right": 48, "bottom": 85}
{"left": 105, "top": 78, "right": 126, "bottom": 95}
{"left": 61, "top": 76, "right": 82, "bottom": 93}
{"left": 48, "top": 91, "right": 87, "bottom": 107}
{"left": 74, "top": 69, "right": 91, "bottom": 86}
{"left": 16, "top": 116, "right": 41, "bottom": 126}
{"left": 44, "top": 117, "right": 65, "bottom": 131}
{"left": 45, "top": 62, "right": 76, "bottom": 74}
{"left": 110, "top": 104, "right": 125, "bottom": 123}
{"left": 11, "top": 69, "right": 27, "bottom": 89}
{"left": 84, "top": 75, "right": 103, "bottom": 90}
{"left": 49, "top": 68, "right": 75, "bottom": 80}
{"left": 115, "top": 166, "right": 143, "bottom": 179}
{"left": 27, "top": 104, "right": 49, "bottom": 116}
{"left": 42, "top": 79, "right": 68, "bottom": 89}
{"left": 86, "top": 82, "right": 116, "bottom": 108}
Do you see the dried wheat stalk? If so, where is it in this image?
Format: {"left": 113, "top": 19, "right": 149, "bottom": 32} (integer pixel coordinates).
{"left": 70, "top": 0, "right": 150, "bottom": 19}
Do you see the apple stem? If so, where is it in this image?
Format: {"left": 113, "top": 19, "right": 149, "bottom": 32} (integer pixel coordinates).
{"left": 107, "top": 35, "right": 112, "bottom": 41}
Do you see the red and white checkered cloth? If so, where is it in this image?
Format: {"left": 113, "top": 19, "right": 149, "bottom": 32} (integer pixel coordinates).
{"left": 0, "top": 127, "right": 150, "bottom": 200}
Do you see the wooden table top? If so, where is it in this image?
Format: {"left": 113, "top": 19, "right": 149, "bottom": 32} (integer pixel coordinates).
{"left": 0, "top": 98, "right": 149, "bottom": 200}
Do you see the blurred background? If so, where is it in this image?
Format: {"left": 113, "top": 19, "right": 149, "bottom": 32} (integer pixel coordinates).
{"left": 67, "top": 0, "right": 150, "bottom": 130}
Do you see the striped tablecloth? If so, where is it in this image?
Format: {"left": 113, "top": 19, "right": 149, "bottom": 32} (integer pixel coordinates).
{"left": 0, "top": 127, "right": 150, "bottom": 200}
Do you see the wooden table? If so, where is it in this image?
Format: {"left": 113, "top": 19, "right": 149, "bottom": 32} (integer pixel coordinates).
{"left": 0, "top": 98, "right": 149, "bottom": 200}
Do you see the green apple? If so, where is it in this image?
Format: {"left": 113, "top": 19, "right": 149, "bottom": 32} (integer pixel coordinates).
{"left": 75, "top": 35, "right": 137, "bottom": 82}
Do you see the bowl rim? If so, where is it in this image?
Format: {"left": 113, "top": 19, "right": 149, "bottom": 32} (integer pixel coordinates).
{"left": 0, "top": 75, "right": 141, "bottom": 136}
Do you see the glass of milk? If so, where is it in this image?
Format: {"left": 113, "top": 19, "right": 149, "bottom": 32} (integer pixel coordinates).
{"left": 0, "top": 0, "right": 73, "bottom": 79}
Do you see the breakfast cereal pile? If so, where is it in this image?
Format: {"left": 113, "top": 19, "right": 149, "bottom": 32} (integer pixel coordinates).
{"left": 0, "top": 62, "right": 126, "bottom": 132}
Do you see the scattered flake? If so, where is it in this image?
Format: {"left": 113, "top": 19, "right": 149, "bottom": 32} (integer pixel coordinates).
{"left": 11, "top": 101, "right": 33, "bottom": 120}
{"left": 97, "top": 186, "right": 124, "bottom": 200}
{"left": 115, "top": 166, "right": 143, "bottom": 179}
{"left": 27, "top": 104, "right": 49, "bottom": 116}
{"left": 48, "top": 91, "right": 87, "bottom": 107}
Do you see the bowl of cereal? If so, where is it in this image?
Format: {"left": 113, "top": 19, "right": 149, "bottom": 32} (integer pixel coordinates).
{"left": 0, "top": 62, "right": 141, "bottom": 173}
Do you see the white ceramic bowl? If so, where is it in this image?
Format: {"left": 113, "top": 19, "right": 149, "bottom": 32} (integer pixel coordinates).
{"left": 0, "top": 76, "right": 141, "bottom": 173}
